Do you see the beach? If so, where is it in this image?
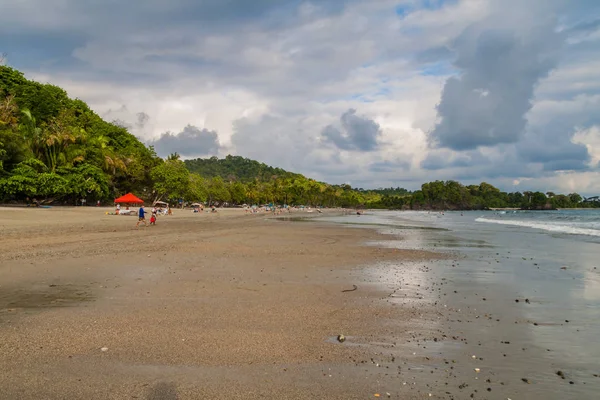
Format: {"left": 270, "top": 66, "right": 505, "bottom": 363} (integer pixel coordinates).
{"left": 2, "top": 207, "right": 599, "bottom": 399}
{"left": 0, "top": 207, "right": 443, "bottom": 400}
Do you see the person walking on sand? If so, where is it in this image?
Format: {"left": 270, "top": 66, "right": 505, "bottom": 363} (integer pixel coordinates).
{"left": 150, "top": 206, "right": 157, "bottom": 225}
{"left": 136, "top": 205, "right": 148, "bottom": 227}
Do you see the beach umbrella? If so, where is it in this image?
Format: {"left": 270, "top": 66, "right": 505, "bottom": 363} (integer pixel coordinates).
{"left": 114, "top": 193, "right": 144, "bottom": 204}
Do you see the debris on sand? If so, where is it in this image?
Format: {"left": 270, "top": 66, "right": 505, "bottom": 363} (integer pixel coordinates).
{"left": 100, "top": 347, "right": 108, "bottom": 352}
{"left": 337, "top": 334, "right": 346, "bottom": 343}
{"left": 521, "top": 378, "right": 531, "bottom": 384}
{"left": 341, "top": 285, "right": 358, "bottom": 293}
{"left": 556, "top": 371, "right": 565, "bottom": 379}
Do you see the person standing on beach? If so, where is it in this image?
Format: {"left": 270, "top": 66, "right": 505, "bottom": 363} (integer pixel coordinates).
{"left": 136, "top": 205, "right": 148, "bottom": 227}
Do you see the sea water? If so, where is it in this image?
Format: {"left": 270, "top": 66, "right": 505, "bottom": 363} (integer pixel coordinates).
{"left": 320, "top": 209, "right": 600, "bottom": 398}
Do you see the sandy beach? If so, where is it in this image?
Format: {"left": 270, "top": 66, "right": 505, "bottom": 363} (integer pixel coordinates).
{"left": 0, "top": 207, "right": 444, "bottom": 399}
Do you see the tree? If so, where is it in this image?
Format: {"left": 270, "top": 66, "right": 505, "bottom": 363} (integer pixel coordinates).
{"left": 187, "top": 173, "right": 208, "bottom": 202}
{"left": 530, "top": 192, "right": 548, "bottom": 208}
{"left": 150, "top": 159, "right": 190, "bottom": 202}
{"left": 207, "top": 176, "right": 231, "bottom": 205}
{"left": 568, "top": 193, "right": 582, "bottom": 204}
{"left": 228, "top": 181, "right": 246, "bottom": 204}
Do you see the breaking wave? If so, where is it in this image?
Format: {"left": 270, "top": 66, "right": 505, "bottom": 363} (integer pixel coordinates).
{"left": 475, "top": 217, "right": 600, "bottom": 237}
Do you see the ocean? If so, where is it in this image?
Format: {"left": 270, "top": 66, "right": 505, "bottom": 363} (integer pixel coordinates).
{"left": 320, "top": 209, "right": 600, "bottom": 399}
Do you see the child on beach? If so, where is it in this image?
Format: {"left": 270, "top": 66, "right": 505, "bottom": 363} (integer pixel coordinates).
{"left": 150, "top": 207, "right": 157, "bottom": 225}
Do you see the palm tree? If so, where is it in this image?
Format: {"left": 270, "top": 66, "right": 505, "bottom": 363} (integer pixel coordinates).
{"left": 19, "top": 109, "right": 43, "bottom": 156}
{"left": 87, "top": 134, "right": 128, "bottom": 174}
{"left": 167, "top": 152, "right": 181, "bottom": 161}
{"left": 43, "top": 113, "right": 83, "bottom": 171}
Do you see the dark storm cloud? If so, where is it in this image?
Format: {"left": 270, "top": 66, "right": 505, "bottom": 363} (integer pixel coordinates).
{"left": 321, "top": 109, "right": 382, "bottom": 151}
{"left": 518, "top": 133, "right": 590, "bottom": 171}
{"left": 149, "top": 125, "right": 220, "bottom": 158}
{"left": 429, "top": 17, "right": 562, "bottom": 150}
{"left": 517, "top": 98, "right": 599, "bottom": 172}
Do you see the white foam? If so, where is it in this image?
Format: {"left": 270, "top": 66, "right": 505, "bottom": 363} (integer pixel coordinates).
{"left": 475, "top": 217, "right": 600, "bottom": 237}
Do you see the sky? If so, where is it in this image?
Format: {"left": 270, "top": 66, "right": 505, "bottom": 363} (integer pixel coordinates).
{"left": 1, "top": 0, "right": 600, "bottom": 194}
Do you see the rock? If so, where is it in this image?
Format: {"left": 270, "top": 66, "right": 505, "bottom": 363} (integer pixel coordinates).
{"left": 525, "top": 298, "right": 530, "bottom": 304}
{"left": 522, "top": 378, "right": 531, "bottom": 384}
{"left": 560, "top": 266, "right": 568, "bottom": 270}
{"left": 337, "top": 334, "right": 346, "bottom": 343}
{"left": 556, "top": 371, "right": 565, "bottom": 379}
{"left": 100, "top": 347, "right": 108, "bottom": 352}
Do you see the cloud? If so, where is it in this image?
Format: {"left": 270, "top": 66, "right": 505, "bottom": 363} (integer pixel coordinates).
{"left": 429, "top": 1, "right": 563, "bottom": 150}
{"left": 516, "top": 93, "right": 600, "bottom": 171}
{"left": 2, "top": 0, "right": 600, "bottom": 193}
{"left": 149, "top": 125, "right": 220, "bottom": 158}
{"left": 321, "top": 109, "right": 382, "bottom": 151}
{"left": 420, "top": 149, "right": 492, "bottom": 170}
{"left": 369, "top": 159, "right": 411, "bottom": 173}
{"left": 573, "top": 125, "right": 600, "bottom": 167}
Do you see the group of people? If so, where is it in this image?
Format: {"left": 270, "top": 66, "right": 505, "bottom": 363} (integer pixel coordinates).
{"left": 135, "top": 205, "right": 171, "bottom": 227}
{"left": 244, "top": 205, "right": 293, "bottom": 215}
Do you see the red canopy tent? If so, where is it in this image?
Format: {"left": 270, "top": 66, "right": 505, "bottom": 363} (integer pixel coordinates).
{"left": 114, "top": 193, "right": 144, "bottom": 204}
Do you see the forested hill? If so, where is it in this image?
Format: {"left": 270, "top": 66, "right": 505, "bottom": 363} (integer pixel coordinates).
{"left": 184, "top": 155, "right": 302, "bottom": 182}
{"left": 0, "top": 65, "right": 160, "bottom": 202}
{"left": 1, "top": 65, "right": 597, "bottom": 210}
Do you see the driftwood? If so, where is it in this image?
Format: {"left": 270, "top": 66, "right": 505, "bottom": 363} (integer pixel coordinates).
{"left": 341, "top": 284, "right": 358, "bottom": 293}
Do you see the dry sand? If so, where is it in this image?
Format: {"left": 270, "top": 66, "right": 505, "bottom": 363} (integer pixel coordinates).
{"left": 0, "top": 207, "right": 444, "bottom": 399}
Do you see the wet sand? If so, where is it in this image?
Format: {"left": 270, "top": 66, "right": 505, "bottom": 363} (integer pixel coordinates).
{"left": 328, "top": 211, "right": 600, "bottom": 400}
{"left": 0, "top": 207, "right": 444, "bottom": 399}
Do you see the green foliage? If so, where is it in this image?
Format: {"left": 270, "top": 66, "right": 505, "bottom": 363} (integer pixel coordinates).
{"left": 150, "top": 159, "right": 190, "bottom": 202}
{"left": 386, "top": 182, "right": 595, "bottom": 210}
{"left": 0, "top": 65, "right": 160, "bottom": 203}
{"left": 187, "top": 173, "right": 208, "bottom": 202}
{"left": 0, "top": 66, "right": 597, "bottom": 210}
{"left": 185, "top": 155, "right": 300, "bottom": 182}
